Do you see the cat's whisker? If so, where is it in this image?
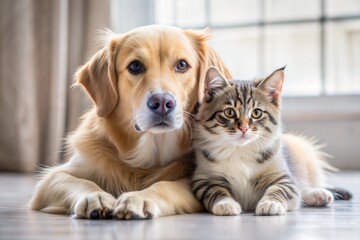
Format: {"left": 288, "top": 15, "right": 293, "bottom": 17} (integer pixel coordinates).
{"left": 254, "top": 135, "right": 267, "bottom": 149}
{"left": 183, "top": 111, "right": 199, "bottom": 121}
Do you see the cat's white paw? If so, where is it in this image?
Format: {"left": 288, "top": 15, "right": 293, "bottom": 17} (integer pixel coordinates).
{"left": 212, "top": 198, "right": 241, "bottom": 216}
{"left": 302, "top": 188, "right": 334, "bottom": 207}
{"left": 256, "top": 200, "right": 286, "bottom": 215}
{"left": 114, "top": 192, "right": 160, "bottom": 220}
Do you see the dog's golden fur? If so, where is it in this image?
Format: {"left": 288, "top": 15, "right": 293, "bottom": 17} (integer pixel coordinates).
{"left": 30, "top": 25, "right": 232, "bottom": 219}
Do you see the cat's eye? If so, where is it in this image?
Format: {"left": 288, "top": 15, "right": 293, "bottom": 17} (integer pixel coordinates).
{"left": 224, "top": 108, "right": 236, "bottom": 118}
{"left": 251, "top": 108, "right": 263, "bottom": 119}
{"left": 128, "top": 60, "right": 145, "bottom": 74}
{"left": 175, "top": 59, "right": 190, "bottom": 73}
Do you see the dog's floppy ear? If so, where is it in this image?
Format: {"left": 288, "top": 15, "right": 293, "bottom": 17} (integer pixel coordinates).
{"left": 74, "top": 38, "right": 120, "bottom": 117}
{"left": 185, "top": 28, "right": 232, "bottom": 104}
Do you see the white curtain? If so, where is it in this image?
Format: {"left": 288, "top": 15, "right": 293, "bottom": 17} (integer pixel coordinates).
{"left": 0, "top": 0, "right": 111, "bottom": 172}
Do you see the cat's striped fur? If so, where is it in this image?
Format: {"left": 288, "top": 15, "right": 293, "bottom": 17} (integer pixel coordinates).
{"left": 192, "top": 67, "right": 351, "bottom": 216}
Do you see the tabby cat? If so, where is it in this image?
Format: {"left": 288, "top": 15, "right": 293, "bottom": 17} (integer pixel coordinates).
{"left": 192, "top": 67, "right": 352, "bottom": 216}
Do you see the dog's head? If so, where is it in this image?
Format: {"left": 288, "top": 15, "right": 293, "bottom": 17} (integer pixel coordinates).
{"left": 75, "top": 25, "right": 231, "bottom": 134}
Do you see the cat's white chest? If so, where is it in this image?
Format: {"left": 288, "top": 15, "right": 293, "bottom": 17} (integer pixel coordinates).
{"left": 214, "top": 149, "right": 263, "bottom": 211}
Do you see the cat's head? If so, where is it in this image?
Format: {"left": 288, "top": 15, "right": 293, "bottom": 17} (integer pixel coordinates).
{"left": 198, "top": 66, "right": 285, "bottom": 147}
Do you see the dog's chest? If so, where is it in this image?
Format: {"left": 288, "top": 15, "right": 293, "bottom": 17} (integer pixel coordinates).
{"left": 124, "top": 132, "right": 183, "bottom": 168}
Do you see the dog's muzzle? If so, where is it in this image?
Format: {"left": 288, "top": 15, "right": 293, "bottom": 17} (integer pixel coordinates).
{"left": 147, "top": 93, "right": 176, "bottom": 129}
{"left": 135, "top": 93, "right": 181, "bottom": 132}
{"left": 147, "top": 93, "right": 176, "bottom": 116}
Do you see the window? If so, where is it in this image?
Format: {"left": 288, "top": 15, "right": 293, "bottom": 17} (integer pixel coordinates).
{"left": 154, "top": 0, "right": 360, "bottom": 96}
{"left": 149, "top": 0, "right": 360, "bottom": 168}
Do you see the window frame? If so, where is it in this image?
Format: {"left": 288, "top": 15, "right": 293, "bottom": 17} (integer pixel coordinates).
{"left": 161, "top": 0, "right": 360, "bottom": 97}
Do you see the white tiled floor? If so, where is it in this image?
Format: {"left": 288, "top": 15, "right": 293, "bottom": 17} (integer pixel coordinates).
{"left": 0, "top": 172, "right": 359, "bottom": 240}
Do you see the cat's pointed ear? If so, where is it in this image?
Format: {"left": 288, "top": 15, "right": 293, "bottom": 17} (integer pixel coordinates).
{"left": 257, "top": 66, "right": 285, "bottom": 103}
{"left": 204, "top": 66, "right": 230, "bottom": 96}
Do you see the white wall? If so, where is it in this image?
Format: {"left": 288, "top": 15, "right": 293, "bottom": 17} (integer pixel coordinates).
{"left": 282, "top": 96, "right": 360, "bottom": 170}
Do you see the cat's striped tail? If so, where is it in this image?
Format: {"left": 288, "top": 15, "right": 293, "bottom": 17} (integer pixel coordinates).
{"left": 326, "top": 187, "right": 353, "bottom": 200}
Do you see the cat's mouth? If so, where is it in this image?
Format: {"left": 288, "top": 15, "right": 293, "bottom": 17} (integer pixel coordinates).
{"left": 235, "top": 131, "right": 255, "bottom": 144}
{"left": 238, "top": 135, "right": 251, "bottom": 140}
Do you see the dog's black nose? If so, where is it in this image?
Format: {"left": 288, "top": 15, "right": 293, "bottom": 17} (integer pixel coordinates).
{"left": 147, "top": 93, "right": 176, "bottom": 115}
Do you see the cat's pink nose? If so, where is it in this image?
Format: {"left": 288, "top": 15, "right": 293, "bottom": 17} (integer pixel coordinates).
{"left": 239, "top": 126, "right": 248, "bottom": 134}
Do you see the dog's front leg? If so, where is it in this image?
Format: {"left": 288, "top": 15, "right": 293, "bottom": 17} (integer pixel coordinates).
{"left": 30, "top": 170, "right": 116, "bottom": 219}
{"left": 114, "top": 179, "right": 204, "bottom": 219}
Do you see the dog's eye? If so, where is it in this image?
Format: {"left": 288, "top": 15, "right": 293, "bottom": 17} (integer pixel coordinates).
{"left": 175, "top": 60, "right": 189, "bottom": 73}
{"left": 128, "top": 60, "right": 145, "bottom": 74}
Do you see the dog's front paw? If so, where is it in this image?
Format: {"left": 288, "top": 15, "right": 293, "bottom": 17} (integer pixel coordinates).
{"left": 114, "top": 192, "right": 160, "bottom": 220}
{"left": 256, "top": 200, "right": 286, "bottom": 216}
{"left": 211, "top": 198, "right": 241, "bottom": 216}
{"left": 302, "top": 188, "right": 334, "bottom": 207}
{"left": 74, "top": 191, "right": 116, "bottom": 219}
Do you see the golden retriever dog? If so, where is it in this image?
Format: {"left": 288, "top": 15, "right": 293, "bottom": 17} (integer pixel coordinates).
{"left": 30, "top": 25, "right": 232, "bottom": 219}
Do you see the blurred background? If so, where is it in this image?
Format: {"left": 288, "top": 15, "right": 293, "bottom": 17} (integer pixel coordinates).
{"left": 0, "top": 0, "right": 359, "bottom": 172}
